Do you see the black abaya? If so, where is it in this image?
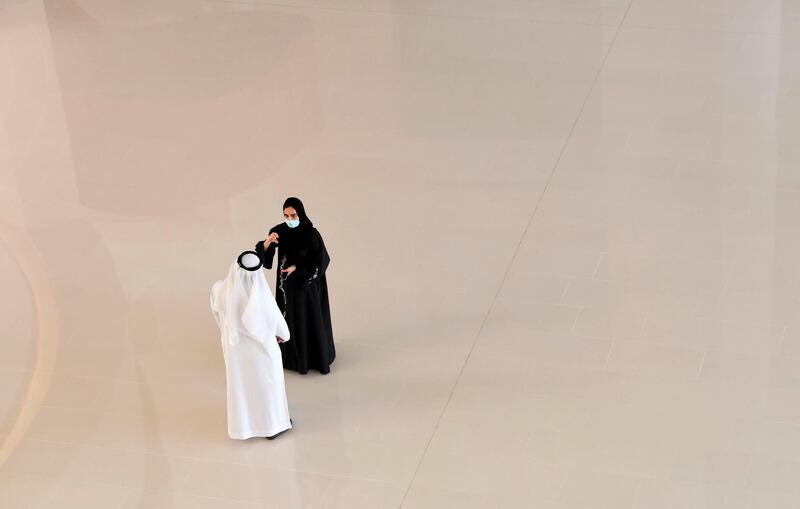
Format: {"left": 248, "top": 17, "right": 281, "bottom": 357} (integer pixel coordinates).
{"left": 255, "top": 204, "right": 335, "bottom": 375}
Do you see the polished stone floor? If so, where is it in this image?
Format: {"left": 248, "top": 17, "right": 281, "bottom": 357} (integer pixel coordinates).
{"left": 2, "top": 0, "right": 800, "bottom": 507}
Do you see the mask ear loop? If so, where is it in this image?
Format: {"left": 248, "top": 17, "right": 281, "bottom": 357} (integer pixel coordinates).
{"left": 237, "top": 251, "right": 262, "bottom": 271}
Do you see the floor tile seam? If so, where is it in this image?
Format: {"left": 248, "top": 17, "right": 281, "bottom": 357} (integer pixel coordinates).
{"left": 395, "top": 1, "right": 637, "bottom": 507}
{"left": 10, "top": 433, "right": 429, "bottom": 466}
{"left": 3, "top": 434, "right": 400, "bottom": 484}
{"left": 204, "top": 0, "right": 623, "bottom": 28}
{"left": 620, "top": 22, "right": 790, "bottom": 37}
{"left": 341, "top": 340, "right": 478, "bottom": 354}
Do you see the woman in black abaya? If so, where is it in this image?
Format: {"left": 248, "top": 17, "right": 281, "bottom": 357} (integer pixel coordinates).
{"left": 255, "top": 197, "right": 335, "bottom": 375}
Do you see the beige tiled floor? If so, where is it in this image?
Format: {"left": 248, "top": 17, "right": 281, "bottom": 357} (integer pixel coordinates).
{"left": 2, "top": 0, "right": 800, "bottom": 507}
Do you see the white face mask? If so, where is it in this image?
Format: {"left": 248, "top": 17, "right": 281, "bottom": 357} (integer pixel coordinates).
{"left": 285, "top": 218, "right": 300, "bottom": 228}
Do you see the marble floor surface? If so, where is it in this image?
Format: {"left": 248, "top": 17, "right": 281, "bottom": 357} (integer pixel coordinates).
{"left": 2, "top": 0, "right": 800, "bottom": 507}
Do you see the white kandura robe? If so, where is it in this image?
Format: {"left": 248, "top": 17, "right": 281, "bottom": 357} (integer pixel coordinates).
{"left": 211, "top": 261, "right": 292, "bottom": 439}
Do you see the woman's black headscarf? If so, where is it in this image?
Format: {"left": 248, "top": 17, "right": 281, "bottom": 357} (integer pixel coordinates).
{"left": 283, "top": 197, "right": 313, "bottom": 231}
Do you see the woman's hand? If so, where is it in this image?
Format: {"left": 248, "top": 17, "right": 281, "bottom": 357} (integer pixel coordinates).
{"left": 266, "top": 232, "right": 279, "bottom": 245}
{"left": 281, "top": 265, "right": 296, "bottom": 277}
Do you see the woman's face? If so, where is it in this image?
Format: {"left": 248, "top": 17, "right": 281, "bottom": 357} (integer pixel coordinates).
{"left": 284, "top": 207, "right": 299, "bottom": 221}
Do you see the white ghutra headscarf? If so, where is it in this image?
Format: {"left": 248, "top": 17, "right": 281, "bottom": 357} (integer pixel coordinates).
{"left": 211, "top": 253, "right": 285, "bottom": 346}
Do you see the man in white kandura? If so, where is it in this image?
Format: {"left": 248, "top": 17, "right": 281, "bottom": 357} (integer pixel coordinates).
{"left": 210, "top": 251, "right": 293, "bottom": 440}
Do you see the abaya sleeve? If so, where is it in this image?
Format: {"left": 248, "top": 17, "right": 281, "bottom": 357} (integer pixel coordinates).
{"left": 255, "top": 227, "right": 279, "bottom": 269}
{"left": 296, "top": 230, "right": 331, "bottom": 288}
